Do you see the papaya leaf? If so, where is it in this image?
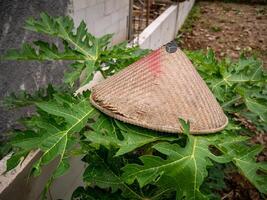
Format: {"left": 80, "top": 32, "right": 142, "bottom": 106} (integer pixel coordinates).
{"left": 216, "top": 139, "right": 267, "bottom": 194}
{"left": 187, "top": 50, "right": 267, "bottom": 132}
{"left": 1, "top": 84, "right": 57, "bottom": 108}
{"left": 85, "top": 114, "right": 177, "bottom": 156}
{"left": 83, "top": 152, "right": 144, "bottom": 200}
{"left": 122, "top": 121, "right": 267, "bottom": 199}
{"left": 71, "top": 186, "right": 127, "bottom": 200}
{"left": 6, "top": 94, "right": 97, "bottom": 180}
{"left": 3, "top": 12, "right": 148, "bottom": 87}
{"left": 5, "top": 150, "right": 29, "bottom": 172}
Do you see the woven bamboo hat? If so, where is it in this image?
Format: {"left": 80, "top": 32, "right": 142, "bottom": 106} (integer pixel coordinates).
{"left": 90, "top": 46, "right": 228, "bottom": 134}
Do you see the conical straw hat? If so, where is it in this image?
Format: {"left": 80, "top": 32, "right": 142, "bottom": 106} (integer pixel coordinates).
{"left": 90, "top": 47, "right": 228, "bottom": 134}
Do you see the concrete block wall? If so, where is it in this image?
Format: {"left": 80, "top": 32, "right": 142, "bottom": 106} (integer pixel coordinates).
{"left": 70, "top": 0, "right": 130, "bottom": 44}
{"left": 135, "top": 0, "right": 195, "bottom": 50}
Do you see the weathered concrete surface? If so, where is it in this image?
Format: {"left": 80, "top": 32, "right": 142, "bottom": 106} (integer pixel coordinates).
{"left": 70, "top": 0, "right": 129, "bottom": 45}
{"left": 0, "top": 0, "right": 70, "bottom": 140}
{"left": 134, "top": 0, "right": 195, "bottom": 50}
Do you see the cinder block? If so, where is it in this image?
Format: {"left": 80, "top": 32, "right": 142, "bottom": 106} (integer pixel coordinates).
{"left": 87, "top": 0, "right": 97, "bottom": 7}
{"left": 114, "top": 0, "right": 121, "bottom": 10}
{"left": 94, "top": 26, "right": 106, "bottom": 37}
{"left": 114, "top": 0, "right": 128, "bottom": 10}
{"left": 50, "top": 156, "right": 86, "bottom": 200}
{"left": 104, "top": 0, "right": 114, "bottom": 15}
{"left": 72, "top": 8, "right": 86, "bottom": 27}
{"left": 118, "top": 7, "right": 128, "bottom": 20}
{"left": 121, "top": 0, "right": 129, "bottom": 8}
{"left": 73, "top": 0, "right": 88, "bottom": 11}
{"left": 105, "top": 24, "right": 118, "bottom": 35}
{"left": 119, "top": 18, "right": 127, "bottom": 31}
{"left": 136, "top": 5, "right": 177, "bottom": 50}
{"left": 111, "top": 11, "right": 121, "bottom": 24}
{"left": 139, "top": 36, "right": 151, "bottom": 49}
{"left": 85, "top": 2, "right": 104, "bottom": 20}
{"left": 85, "top": 17, "right": 95, "bottom": 34}
{"left": 176, "top": 0, "right": 195, "bottom": 31}
{"left": 112, "top": 29, "right": 127, "bottom": 44}
{"left": 97, "top": 15, "right": 112, "bottom": 30}
{"left": 149, "top": 25, "right": 162, "bottom": 50}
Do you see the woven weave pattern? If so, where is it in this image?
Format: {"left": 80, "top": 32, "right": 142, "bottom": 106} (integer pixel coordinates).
{"left": 91, "top": 47, "right": 228, "bottom": 134}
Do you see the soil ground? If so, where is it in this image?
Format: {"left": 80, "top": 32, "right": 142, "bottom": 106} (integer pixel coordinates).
{"left": 179, "top": 1, "right": 267, "bottom": 68}
{"left": 179, "top": 1, "right": 267, "bottom": 199}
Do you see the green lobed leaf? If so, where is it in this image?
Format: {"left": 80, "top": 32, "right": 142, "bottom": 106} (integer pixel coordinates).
{"left": 216, "top": 138, "right": 267, "bottom": 194}
{"left": 6, "top": 93, "right": 97, "bottom": 180}
{"left": 71, "top": 186, "right": 127, "bottom": 200}
{"left": 85, "top": 114, "right": 177, "bottom": 156}
{"left": 186, "top": 50, "right": 267, "bottom": 132}
{"left": 83, "top": 151, "right": 144, "bottom": 199}
{"left": 3, "top": 13, "right": 149, "bottom": 87}
{"left": 5, "top": 150, "right": 29, "bottom": 172}
{"left": 122, "top": 121, "right": 267, "bottom": 199}
{"left": 1, "top": 84, "right": 57, "bottom": 108}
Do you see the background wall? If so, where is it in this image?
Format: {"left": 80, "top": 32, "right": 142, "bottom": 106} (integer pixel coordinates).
{"left": 70, "top": 0, "right": 130, "bottom": 44}
{"left": 0, "top": 0, "right": 130, "bottom": 145}
{"left": 0, "top": 0, "right": 70, "bottom": 145}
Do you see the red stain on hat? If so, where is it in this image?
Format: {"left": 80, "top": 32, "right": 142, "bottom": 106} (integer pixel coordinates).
{"left": 146, "top": 49, "right": 161, "bottom": 76}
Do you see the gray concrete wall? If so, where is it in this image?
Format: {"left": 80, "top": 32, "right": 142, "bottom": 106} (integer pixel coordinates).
{"left": 70, "top": 0, "right": 130, "bottom": 45}
{"left": 0, "top": 0, "right": 130, "bottom": 143}
{"left": 0, "top": 0, "right": 70, "bottom": 141}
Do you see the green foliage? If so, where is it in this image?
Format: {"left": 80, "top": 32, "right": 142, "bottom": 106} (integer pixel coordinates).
{"left": 0, "top": 142, "right": 12, "bottom": 160}
{"left": 122, "top": 120, "right": 267, "bottom": 199}
{"left": 82, "top": 150, "right": 144, "bottom": 199}
{"left": 7, "top": 91, "right": 98, "bottom": 180}
{"left": 187, "top": 49, "right": 267, "bottom": 132}
{"left": 72, "top": 186, "right": 127, "bottom": 200}
{"left": 210, "top": 26, "right": 222, "bottom": 32}
{"left": 200, "top": 164, "right": 226, "bottom": 200}
{"left": 85, "top": 114, "right": 177, "bottom": 156}
{"left": 2, "top": 13, "right": 267, "bottom": 200}
{"left": 4, "top": 12, "right": 148, "bottom": 87}
{"left": 79, "top": 146, "right": 176, "bottom": 200}
{"left": 1, "top": 84, "right": 58, "bottom": 109}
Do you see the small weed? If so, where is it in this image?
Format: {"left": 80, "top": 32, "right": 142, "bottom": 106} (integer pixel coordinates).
{"left": 256, "top": 7, "right": 266, "bottom": 15}
{"left": 210, "top": 26, "right": 222, "bottom": 32}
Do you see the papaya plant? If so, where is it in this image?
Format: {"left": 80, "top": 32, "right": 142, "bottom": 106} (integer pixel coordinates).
{"left": 1, "top": 13, "right": 267, "bottom": 199}
{"left": 187, "top": 50, "right": 267, "bottom": 133}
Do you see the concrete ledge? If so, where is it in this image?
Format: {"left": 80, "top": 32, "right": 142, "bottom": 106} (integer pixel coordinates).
{"left": 0, "top": 151, "right": 86, "bottom": 200}
{"left": 134, "top": 0, "right": 195, "bottom": 50}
